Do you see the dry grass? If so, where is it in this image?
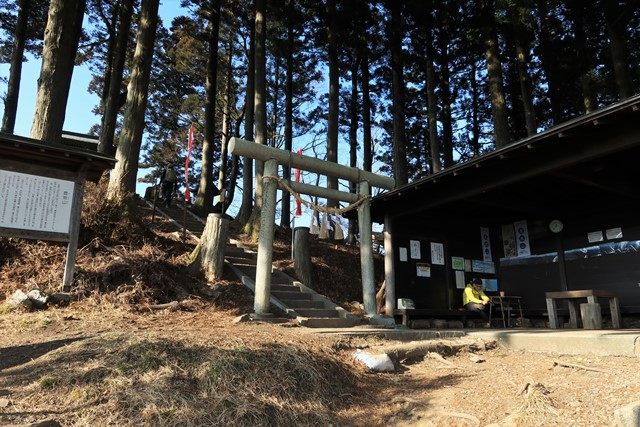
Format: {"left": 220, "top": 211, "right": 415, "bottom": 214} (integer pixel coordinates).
{"left": 0, "top": 333, "right": 367, "bottom": 426}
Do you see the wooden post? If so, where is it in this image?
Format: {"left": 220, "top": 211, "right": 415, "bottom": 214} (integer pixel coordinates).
{"left": 191, "top": 213, "right": 229, "bottom": 280}
{"left": 546, "top": 297, "right": 559, "bottom": 329}
{"left": 580, "top": 303, "right": 602, "bottom": 329}
{"left": 567, "top": 299, "right": 582, "bottom": 328}
{"left": 358, "top": 180, "right": 376, "bottom": 316}
{"left": 383, "top": 214, "right": 396, "bottom": 316}
{"left": 293, "top": 226, "right": 313, "bottom": 287}
{"left": 609, "top": 297, "right": 621, "bottom": 328}
{"left": 254, "top": 158, "right": 278, "bottom": 315}
{"left": 62, "top": 172, "right": 86, "bottom": 292}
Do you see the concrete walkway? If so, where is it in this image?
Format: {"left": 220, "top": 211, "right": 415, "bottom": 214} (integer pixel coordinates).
{"left": 312, "top": 327, "right": 640, "bottom": 357}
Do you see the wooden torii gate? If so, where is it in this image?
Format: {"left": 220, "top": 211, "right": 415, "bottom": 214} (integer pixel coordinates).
{"left": 228, "top": 137, "right": 396, "bottom": 319}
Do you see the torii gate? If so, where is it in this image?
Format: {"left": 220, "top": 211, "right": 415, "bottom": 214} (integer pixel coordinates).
{"left": 228, "top": 137, "right": 396, "bottom": 319}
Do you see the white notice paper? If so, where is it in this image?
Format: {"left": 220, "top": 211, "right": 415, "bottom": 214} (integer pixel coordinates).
{"left": 605, "top": 227, "right": 623, "bottom": 240}
{"left": 480, "top": 227, "right": 492, "bottom": 262}
{"left": 399, "top": 247, "right": 408, "bottom": 262}
{"left": 0, "top": 169, "right": 75, "bottom": 234}
{"left": 513, "top": 220, "right": 531, "bottom": 257}
{"left": 431, "top": 242, "right": 445, "bottom": 265}
{"left": 416, "top": 263, "right": 431, "bottom": 277}
{"left": 455, "top": 271, "right": 466, "bottom": 289}
{"left": 410, "top": 240, "right": 421, "bottom": 259}
{"left": 588, "top": 231, "right": 604, "bottom": 243}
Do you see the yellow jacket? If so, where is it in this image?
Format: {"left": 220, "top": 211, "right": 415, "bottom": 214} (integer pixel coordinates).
{"left": 463, "top": 285, "right": 489, "bottom": 305}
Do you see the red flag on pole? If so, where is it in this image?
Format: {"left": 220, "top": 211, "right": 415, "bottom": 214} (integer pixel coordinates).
{"left": 295, "top": 149, "right": 302, "bottom": 216}
{"left": 184, "top": 124, "right": 195, "bottom": 202}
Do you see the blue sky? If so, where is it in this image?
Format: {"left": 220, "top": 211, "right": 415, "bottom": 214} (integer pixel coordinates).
{"left": 0, "top": 1, "right": 385, "bottom": 229}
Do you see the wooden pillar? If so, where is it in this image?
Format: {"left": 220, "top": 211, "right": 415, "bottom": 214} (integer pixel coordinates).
{"left": 293, "top": 226, "right": 313, "bottom": 287}
{"left": 191, "top": 213, "right": 229, "bottom": 280}
{"left": 62, "top": 172, "right": 86, "bottom": 292}
{"left": 358, "top": 181, "right": 376, "bottom": 316}
{"left": 383, "top": 214, "right": 396, "bottom": 316}
{"left": 254, "top": 158, "right": 278, "bottom": 315}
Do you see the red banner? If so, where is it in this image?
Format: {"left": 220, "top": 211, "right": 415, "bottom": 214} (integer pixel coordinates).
{"left": 295, "top": 149, "right": 302, "bottom": 216}
{"left": 184, "top": 124, "right": 195, "bottom": 202}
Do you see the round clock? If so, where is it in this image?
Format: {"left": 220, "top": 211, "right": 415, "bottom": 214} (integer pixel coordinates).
{"left": 549, "top": 219, "right": 564, "bottom": 234}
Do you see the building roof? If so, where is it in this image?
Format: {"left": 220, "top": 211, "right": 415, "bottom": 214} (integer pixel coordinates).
{"left": 0, "top": 132, "right": 116, "bottom": 182}
{"left": 370, "top": 94, "right": 640, "bottom": 223}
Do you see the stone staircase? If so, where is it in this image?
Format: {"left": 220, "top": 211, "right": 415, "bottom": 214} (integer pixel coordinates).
{"left": 148, "top": 200, "right": 361, "bottom": 328}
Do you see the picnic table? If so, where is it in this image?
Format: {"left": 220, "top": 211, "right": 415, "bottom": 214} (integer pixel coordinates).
{"left": 545, "top": 289, "right": 621, "bottom": 329}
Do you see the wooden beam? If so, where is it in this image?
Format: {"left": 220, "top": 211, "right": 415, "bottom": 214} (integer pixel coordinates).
{"left": 62, "top": 170, "right": 86, "bottom": 292}
{"left": 552, "top": 171, "right": 640, "bottom": 200}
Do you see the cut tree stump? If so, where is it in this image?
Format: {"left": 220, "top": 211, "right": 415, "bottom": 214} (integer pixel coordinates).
{"left": 293, "top": 227, "right": 313, "bottom": 287}
{"left": 580, "top": 303, "right": 602, "bottom": 329}
{"left": 189, "top": 213, "right": 229, "bottom": 280}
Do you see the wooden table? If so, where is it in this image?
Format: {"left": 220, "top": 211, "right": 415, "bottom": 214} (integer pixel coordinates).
{"left": 545, "top": 290, "right": 621, "bottom": 329}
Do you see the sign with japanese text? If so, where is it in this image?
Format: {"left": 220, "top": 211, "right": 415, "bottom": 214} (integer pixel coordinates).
{"left": 0, "top": 170, "right": 75, "bottom": 234}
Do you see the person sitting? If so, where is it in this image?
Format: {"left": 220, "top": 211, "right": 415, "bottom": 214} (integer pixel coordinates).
{"left": 463, "top": 278, "right": 491, "bottom": 324}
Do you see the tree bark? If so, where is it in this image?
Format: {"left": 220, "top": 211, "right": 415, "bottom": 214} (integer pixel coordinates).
{"left": 189, "top": 214, "right": 230, "bottom": 281}
{"left": 218, "top": 27, "right": 235, "bottom": 207}
{"left": 244, "top": 0, "right": 267, "bottom": 241}
{"left": 106, "top": 0, "right": 160, "bottom": 201}
{"left": 424, "top": 12, "right": 440, "bottom": 173}
{"left": 293, "top": 227, "right": 313, "bottom": 287}
{"left": 510, "top": 3, "right": 537, "bottom": 136}
{"left": 281, "top": 0, "right": 294, "bottom": 229}
{"left": 99, "top": 0, "right": 135, "bottom": 155}
{"left": 326, "top": 0, "right": 339, "bottom": 203}
{"left": 389, "top": 0, "right": 408, "bottom": 186}
{"left": 1, "top": 0, "right": 30, "bottom": 134}
{"left": 348, "top": 54, "right": 359, "bottom": 244}
{"left": 237, "top": 6, "right": 255, "bottom": 225}
{"left": 535, "top": 0, "right": 564, "bottom": 124}
{"left": 194, "top": 0, "right": 221, "bottom": 214}
{"left": 361, "top": 46, "right": 372, "bottom": 174}
{"left": 566, "top": 0, "right": 598, "bottom": 113}
{"left": 470, "top": 61, "right": 481, "bottom": 156}
{"left": 602, "top": 0, "right": 633, "bottom": 99}
{"left": 30, "top": 0, "right": 86, "bottom": 144}
{"left": 481, "top": 0, "right": 511, "bottom": 148}
{"left": 438, "top": 33, "right": 454, "bottom": 167}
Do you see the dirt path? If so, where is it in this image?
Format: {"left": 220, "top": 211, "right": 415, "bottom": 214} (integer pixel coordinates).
{"left": 1, "top": 305, "right": 639, "bottom": 426}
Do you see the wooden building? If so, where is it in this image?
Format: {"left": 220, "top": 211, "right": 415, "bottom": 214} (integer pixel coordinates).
{"left": 370, "top": 95, "right": 640, "bottom": 314}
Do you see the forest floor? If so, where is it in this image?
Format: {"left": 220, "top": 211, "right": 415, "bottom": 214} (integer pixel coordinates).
{"left": 1, "top": 183, "right": 639, "bottom": 426}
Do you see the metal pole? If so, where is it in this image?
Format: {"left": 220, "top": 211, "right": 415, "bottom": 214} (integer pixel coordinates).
{"left": 383, "top": 214, "right": 396, "bottom": 316}
{"left": 358, "top": 181, "right": 376, "bottom": 316}
{"left": 182, "top": 197, "right": 187, "bottom": 241}
{"left": 291, "top": 216, "right": 295, "bottom": 260}
{"left": 254, "top": 158, "right": 278, "bottom": 315}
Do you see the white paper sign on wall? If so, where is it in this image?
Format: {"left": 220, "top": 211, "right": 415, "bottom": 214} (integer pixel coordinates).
{"left": 431, "top": 242, "right": 445, "bottom": 265}
{"left": 410, "top": 240, "right": 421, "bottom": 259}
{"left": 0, "top": 170, "right": 75, "bottom": 234}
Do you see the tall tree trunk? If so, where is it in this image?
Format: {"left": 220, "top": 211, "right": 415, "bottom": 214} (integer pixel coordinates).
{"left": 602, "top": 0, "right": 633, "bottom": 99}
{"left": 281, "top": 0, "right": 294, "bottom": 229}
{"left": 107, "top": 0, "right": 160, "bottom": 201}
{"left": 99, "top": 3, "right": 119, "bottom": 113}
{"left": 30, "top": 0, "right": 86, "bottom": 144}
{"left": 237, "top": 4, "right": 255, "bottom": 225}
{"left": 535, "top": 0, "right": 563, "bottom": 123}
{"left": 326, "top": 0, "right": 339, "bottom": 203}
{"left": 424, "top": 12, "right": 440, "bottom": 174}
{"left": 439, "top": 36, "right": 454, "bottom": 167}
{"left": 470, "top": 61, "right": 481, "bottom": 156}
{"left": 389, "top": 0, "right": 408, "bottom": 186}
{"left": 513, "top": 20, "right": 537, "bottom": 136}
{"left": 218, "top": 29, "right": 235, "bottom": 207}
{"left": 99, "top": 0, "right": 135, "bottom": 154}
{"left": 361, "top": 45, "right": 372, "bottom": 173}
{"left": 347, "top": 55, "right": 359, "bottom": 244}
{"left": 481, "top": 0, "right": 511, "bottom": 148}
{"left": 1, "top": 0, "right": 30, "bottom": 134}
{"left": 270, "top": 56, "right": 280, "bottom": 148}
{"left": 244, "top": 0, "right": 266, "bottom": 241}
{"left": 567, "top": 0, "right": 598, "bottom": 113}
{"left": 194, "top": 0, "right": 221, "bottom": 214}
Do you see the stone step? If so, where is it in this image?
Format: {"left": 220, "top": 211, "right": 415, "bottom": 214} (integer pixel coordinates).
{"left": 280, "top": 299, "right": 326, "bottom": 309}
{"left": 271, "top": 283, "right": 300, "bottom": 292}
{"left": 295, "top": 308, "right": 339, "bottom": 318}
{"left": 226, "top": 247, "right": 256, "bottom": 259}
{"left": 272, "top": 291, "right": 312, "bottom": 300}
{"left": 299, "top": 317, "right": 358, "bottom": 328}
{"left": 225, "top": 256, "right": 257, "bottom": 265}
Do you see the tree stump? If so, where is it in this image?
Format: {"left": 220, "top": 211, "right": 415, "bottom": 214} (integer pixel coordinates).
{"left": 293, "top": 227, "right": 313, "bottom": 287}
{"left": 580, "top": 303, "right": 602, "bottom": 329}
{"left": 189, "top": 213, "right": 229, "bottom": 281}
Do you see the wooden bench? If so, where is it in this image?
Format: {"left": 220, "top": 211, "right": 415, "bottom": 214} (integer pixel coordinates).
{"left": 393, "top": 308, "right": 483, "bottom": 327}
{"left": 545, "top": 290, "right": 621, "bottom": 329}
